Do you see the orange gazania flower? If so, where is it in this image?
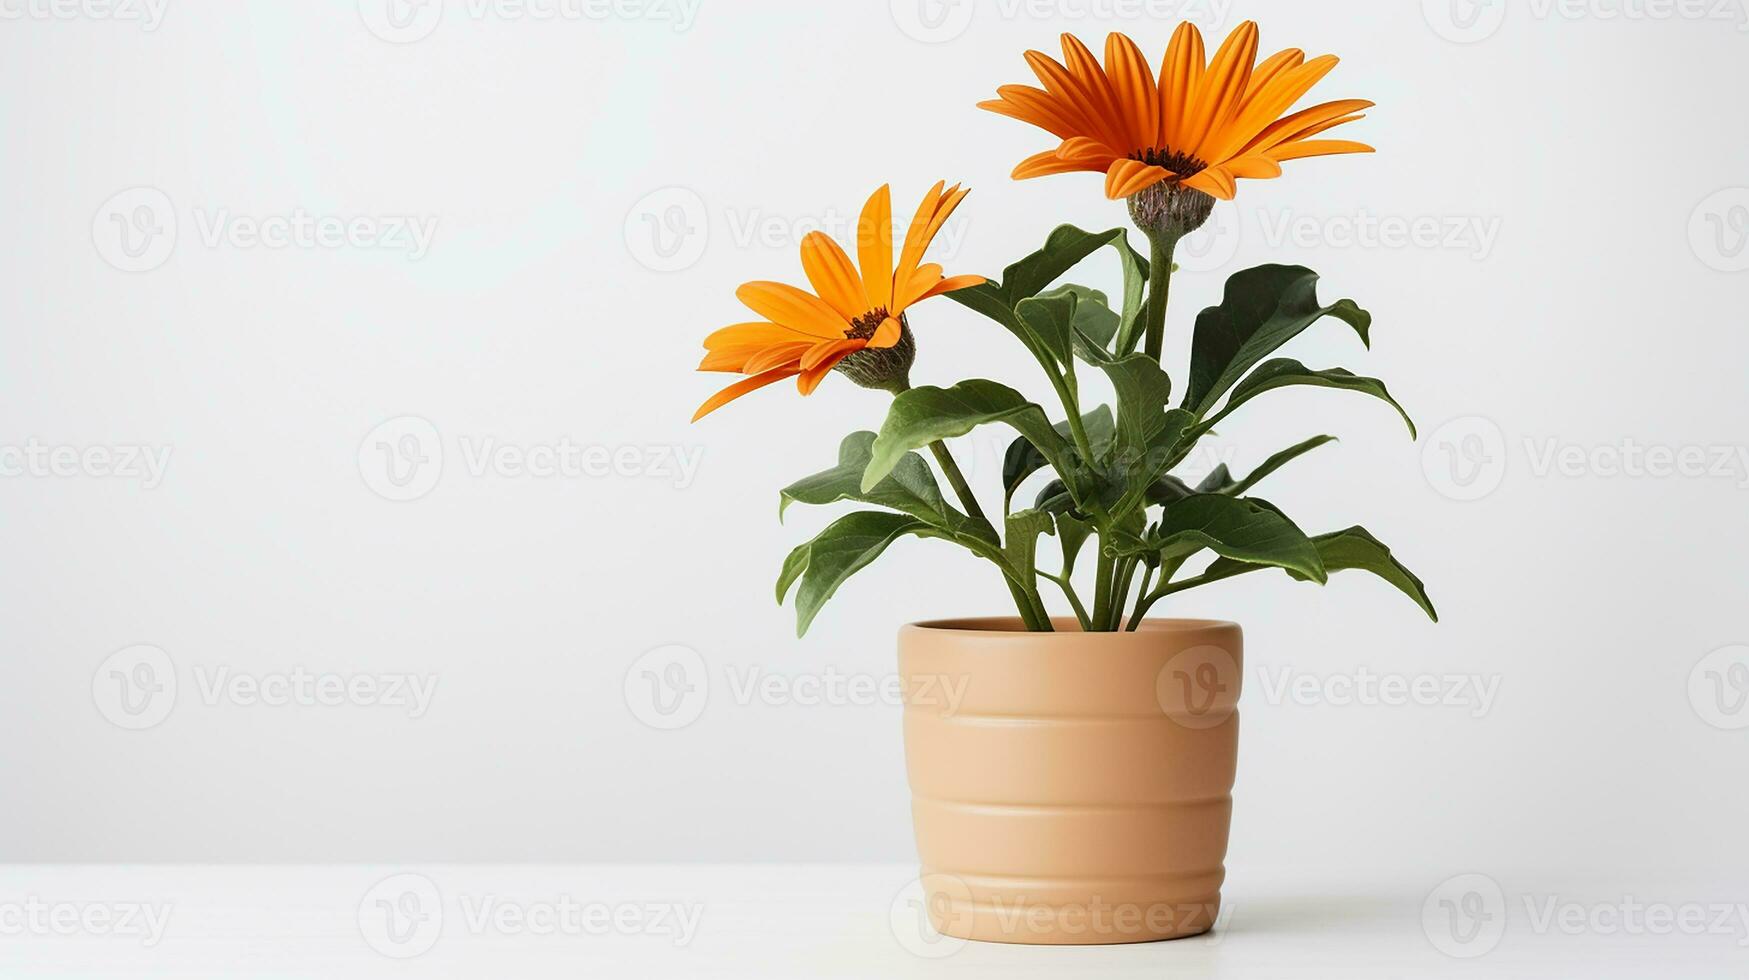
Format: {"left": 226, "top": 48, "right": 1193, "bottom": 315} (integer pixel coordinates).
{"left": 692, "top": 183, "right": 983, "bottom": 421}
{"left": 980, "top": 22, "right": 1373, "bottom": 201}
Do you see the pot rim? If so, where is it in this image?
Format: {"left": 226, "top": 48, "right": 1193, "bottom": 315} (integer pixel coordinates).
{"left": 903, "top": 616, "right": 1239, "bottom": 637}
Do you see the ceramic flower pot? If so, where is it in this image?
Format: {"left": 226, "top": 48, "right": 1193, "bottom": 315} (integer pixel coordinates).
{"left": 898, "top": 617, "right": 1243, "bottom": 945}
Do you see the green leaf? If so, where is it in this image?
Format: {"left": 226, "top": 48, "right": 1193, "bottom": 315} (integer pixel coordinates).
{"left": 1072, "top": 330, "right": 1194, "bottom": 503}
{"left": 1014, "top": 290, "right": 1078, "bottom": 368}
{"left": 1182, "top": 265, "right": 1371, "bottom": 417}
{"left": 1130, "top": 494, "right": 1327, "bottom": 583}
{"left": 1037, "top": 284, "right": 1122, "bottom": 362}
{"left": 865, "top": 380, "right": 1072, "bottom": 493}
{"left": 1224, "top": 434, "right": 1339, "bottom": 497}
{"left": 776, "top": 512, "right": 939, "bottom": 637}
{"left": 954, "top": 225, "right": 1136, "bottom": 310}
{"left": 781, "top": 432, "right": 974, "bottom": 535}
{"left": 1205, "top": 359, "right": 1416, "bottom": 438}
{"left": 1208, "top": 526, "right": 1438, "bottom": 621}
{"left": 1003, "top": 509, "right": 1056, "bottom": 584}
{"left": 1002, "top": 406, "right": 1113, "bottom": 513}
{"left": 1056, "top": 512, "right": 1095, "bottom": 576}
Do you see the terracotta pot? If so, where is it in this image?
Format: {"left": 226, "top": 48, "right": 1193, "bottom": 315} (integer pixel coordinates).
{"left": 897, "top": 617, "right": 1243, "bottom": 945}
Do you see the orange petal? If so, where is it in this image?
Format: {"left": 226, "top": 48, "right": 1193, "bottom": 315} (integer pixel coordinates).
{"left": 704, "top": 321, "right": 824, "bottom": 349}
{"left": 800, "top": 338, "right": 862, "bottom": 371}
{"left": 743, "top": 342, "right": 813, "bottom": 374}
{"left": 1157, "top": 21, "right": 1206, "bottom": 149}
{"left": 1014, "top": 148, "right": 1104, "bottom": 179}
{"left": 980, "top": 86, "right": 1082, "bottom": 139}
{"left": 1104, "top": 158, "right": 1173, "bottom": 199}
{"left": 800, "top": 232, "right": 868, "bottom": 321}
{"left": 916, "top": 274, "right": 986, "bottom": 303}
{"left": 692, "top": 366, "right": 803, "bottom": 421}
{"left": 1104, "top": 33, "right": 1160, "bottom": 153}
{"left": 1243, "top": 47, "right": 1304, "bottom": 102}
{"left": 1182, "top": 166, "right": 1237, "bottom": 200}
{"left": 797, "top": 354, "right": 849, "bottom": 395}
{"left": 893, "top": 262, "right": 944, "bottom": 315}
{"left": 1221, "top": 54, "right": 1341, "bottom": 158}
{"left": 1184, "top": 21, "right": 1260, "bottom": 162}
{"left": 1222, "top": 155, "right": 1283, "bottom": 180}
{"left": 735, "top": 282, "right": 847, "bottom": 339}
{"left": 1267, "top": 139, "right": 1375, "bottom": 162}
{"left": 1242, "top": 99, "right": 1372, "bottom": 156}
{"left": 1060, "top": 34, "right": 1129, "bottom": 151}
{"left": 895, "top": 182, "right": 946, "bottom": 295}
{"left": 857, "top": 185, "right": 894, "bottom": 313}
{"left": 868, "top": 316, "right": 902, "bottom": 349}
{"left": 1025, "top": 49, "right": 1124, "bottom": 151}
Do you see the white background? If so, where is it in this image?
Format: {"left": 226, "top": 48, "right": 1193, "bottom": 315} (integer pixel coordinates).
{"left": 2, "top": 0, "right": 1746, "bottom": 914}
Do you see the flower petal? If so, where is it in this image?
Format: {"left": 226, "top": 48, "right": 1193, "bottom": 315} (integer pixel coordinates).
{"left": 915, "top": 274, "right": 986, "bottom": 303}
{"left": 736, "top": 282, "right": 847, "bottom": 339}
{"left": 800, "top": 232, "right": 869, "bottom": 321}
{"left": 1014, "top": 148, "right": 1103, "bottom": 179}
{"left": 1184, "top": 20, "right": 1260, "bottom": 162}
{"left": 1104, "top": 158, "right": 1173, "bottom": 199}
{"left": 857, "top": 184, "right": 894, "bottom": 313}
{"left": 1157, "top": 21, "right": 1206, "bottom": 149}
{"left": 1266, "top": 139, "right": 1375, "bottom": 162}
{"left": 692, "top": 366, "right": 803, "bottom": 421}
{"left": 868, "top": 316, "right": 903, "bottom": 349}
{"left": 1104, "top": 32, "right": 1160, "bottom": 153}
{"left": 800, "top": 338, "right": 862, "bottom": 371}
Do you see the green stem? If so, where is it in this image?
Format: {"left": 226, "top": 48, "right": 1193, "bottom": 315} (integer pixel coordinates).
{"left": 1038, "top": 571, "right": 1093, "bottom": 631}
{"left": 1108, "top": 557, "right": 1138, "bottom": 631}
{"left": 1142, "top": 233, "right": 1179, "bottom": 363}
{"left": 1091, "top": 543, "right": 1116, "bottom": 633}
{"left": 925, "top": 438, "right": 1050, "bottom": 632}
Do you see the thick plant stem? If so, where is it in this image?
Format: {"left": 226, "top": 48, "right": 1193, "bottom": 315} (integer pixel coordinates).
{"left": 1090, "top": 544, "right": 1116, "bottom": 633}
{"left": 927, "top": 438, "right": 1050, "bottom": 632}
{"left": 1142, "top": 233, "right": 1179, "bottom": 362}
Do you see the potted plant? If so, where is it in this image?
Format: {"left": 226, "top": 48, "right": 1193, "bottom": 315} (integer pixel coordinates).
{"left": 692, "top": 21, "right": 1437, "bottom": 945}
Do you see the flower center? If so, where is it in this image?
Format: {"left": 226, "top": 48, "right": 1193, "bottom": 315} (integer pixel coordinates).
{"left": 1132, "top": 147, "right": 1208, "bottom": 179}
{"left": 844, "top": 308, "right": 891, "bottom": 341}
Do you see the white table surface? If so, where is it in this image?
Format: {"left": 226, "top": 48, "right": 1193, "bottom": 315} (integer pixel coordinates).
{"left": 1, "top": 864, "right": 1742, "bottom": 978}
